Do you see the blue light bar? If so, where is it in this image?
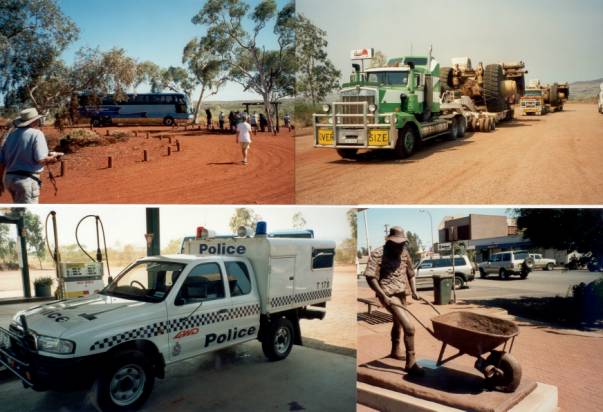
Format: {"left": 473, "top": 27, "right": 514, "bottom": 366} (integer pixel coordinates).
{"left": 255, "top": 221, "right": 267, "bottom": 236}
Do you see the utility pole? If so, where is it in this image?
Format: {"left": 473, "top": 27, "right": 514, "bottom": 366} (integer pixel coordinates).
{"left": 145, "top": 208, "right": 160, "bottom": 256}
{"left": 420, "top": 209, "right": 434, "bottom": 255}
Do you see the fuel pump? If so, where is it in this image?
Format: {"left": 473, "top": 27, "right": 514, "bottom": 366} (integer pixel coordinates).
{"left": 45, "top": 212, "right": 110, "bottom": 299}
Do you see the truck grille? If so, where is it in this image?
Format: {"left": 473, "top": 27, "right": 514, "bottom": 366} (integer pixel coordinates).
{"left": 340, "top": 96, "right": 375, "bottom": 124}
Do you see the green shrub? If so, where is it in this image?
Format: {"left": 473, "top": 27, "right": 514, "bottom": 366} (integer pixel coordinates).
{"left": 294, "top": 101, "right": 322, "bottom": 128}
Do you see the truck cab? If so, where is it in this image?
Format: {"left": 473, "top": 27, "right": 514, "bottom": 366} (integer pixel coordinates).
{"left": 314, "top": 48, "right": 465, "bottom": 160}
{"left": 520, "top": 88, "right": 546, "bottom": 115}
{"left": 1, "top": 223, "right": 335, "bottom": 411}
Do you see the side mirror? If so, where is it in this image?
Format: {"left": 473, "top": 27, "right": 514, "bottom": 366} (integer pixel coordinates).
{"left": 107, "top": 276, "right": 113, "bottom": 284}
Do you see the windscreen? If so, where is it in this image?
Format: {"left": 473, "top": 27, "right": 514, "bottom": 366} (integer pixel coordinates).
{"left": 367, "top": 71, "right": 409, "bottom": 86}
{"left": 101, "top": 261, "right": 186, "bottom": 302}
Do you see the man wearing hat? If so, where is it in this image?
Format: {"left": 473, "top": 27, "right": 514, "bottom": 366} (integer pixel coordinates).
{"left": 364, "top": 226, "right": 424, "bottom": 376}
{"left": 0, "top": 108, "right": 61, "bottom": 203}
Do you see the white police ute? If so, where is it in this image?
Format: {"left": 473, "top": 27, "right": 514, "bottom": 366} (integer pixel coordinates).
{"left": 0, "top": 222, "right": 335, "bottom": 411}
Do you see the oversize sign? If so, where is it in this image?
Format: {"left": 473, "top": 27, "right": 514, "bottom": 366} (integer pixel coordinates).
{"left": 351, "top": 48, "right": 374, "bottom": 60}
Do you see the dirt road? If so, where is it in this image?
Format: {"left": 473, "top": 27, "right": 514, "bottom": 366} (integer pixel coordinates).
{"left": 0, "top": 125, "right": 294, "bottom": 204}
{"left": 296, "top": 103, "right": 603, "bottom": 204}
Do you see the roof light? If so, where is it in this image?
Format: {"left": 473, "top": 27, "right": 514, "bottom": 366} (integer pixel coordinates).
{"left": 255, "top": 221, "right": 267, "bottom": 236}
{"left": 196, "top": 226, "right": 209, "bottom": 240}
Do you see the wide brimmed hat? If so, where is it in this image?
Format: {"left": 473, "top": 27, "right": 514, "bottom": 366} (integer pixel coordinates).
{"left": 14, "top": 108, "right": 44, "bottom": 127}
{"left": 385, "top": 226, "right": 408, "bottom": 243}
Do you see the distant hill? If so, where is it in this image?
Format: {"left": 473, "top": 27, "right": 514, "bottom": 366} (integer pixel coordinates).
{"left": 569, "top": 78, "right": 602, "bottom": 102}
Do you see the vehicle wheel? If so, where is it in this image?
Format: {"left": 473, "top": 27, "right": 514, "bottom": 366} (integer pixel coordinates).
{"left": 490, "top": 117, "right": 496, "bottom": 131}
{"left": 515, "top": 76, "right": 525, "bottom": 102}
{"left": 479, "top": 268, "right": 487, "bottom": 278}
{"left": 549, "top": 84, "right": 559, "bottom": 106}
{"left": 262, "top": 317, "right": 294, "bottom": 361}
{"left": 96, "top": 350, "right": 155, "bottom": 411}
{"left": 484, "top": 351, "right": 522, "bottom": 393}
{"left": 91, "top": 118, "right": 102, "bottom": 128}
{"left": 163, "top": 116, "right": 175, "bottom": 126}
{"left": 484, "top": 64, "right": 507, "bottom": 113}
{"left": 545, "top": 262, "right": 554, "bottom": 271}
{"left": 394, "top": 126, "right": 418, "bottom": 159}
{"left": 499, "top": 268, "right": 509, "bottom": 280}
{"left": 440, "top": 67, "right": 453, "bottom": 92}
{"left": 448, "top": 117, "right": 459, "bottom": 140}
{"left": 454, "top": 275, "right": 465, "bottom": 289}
{"left": 470, "top": 117, "right": 479, "bottom": 131}
{"left": 336, "top": 149, "right": 358, "bottom": 160}
{"left": 480, "top": 118, "right": 489, "bottom": 132}
{"left": 522, "top": 257, "right": 534, "bottom": 273}
{"left": 457, "top": 116, "right": 467, "bottom": 137}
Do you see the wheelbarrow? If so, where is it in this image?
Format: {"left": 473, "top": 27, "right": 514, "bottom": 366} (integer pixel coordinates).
{"left": 391, "top": 298, "right": 521, "bottom": 392}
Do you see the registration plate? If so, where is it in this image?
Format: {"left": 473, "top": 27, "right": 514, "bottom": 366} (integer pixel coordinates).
{"left": 317, "top": 128, "right": 334, "bottom": 145}
{"left": 368, "top": 129, "right": 389, "bottom": 146}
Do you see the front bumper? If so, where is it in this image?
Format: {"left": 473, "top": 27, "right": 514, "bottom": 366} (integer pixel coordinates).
{"left": 0, "top": 326, "right": 99, "bottom": 391}
{"left": 313, "top": 102, "right": 396, "bottom": 149}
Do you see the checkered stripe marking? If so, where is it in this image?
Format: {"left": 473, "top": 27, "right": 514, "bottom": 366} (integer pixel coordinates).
{"left": 270, "top": 289, "right": 332, "bottom": 308}
{"left": 89, "top": 303, "right": 261, "bottom": 351}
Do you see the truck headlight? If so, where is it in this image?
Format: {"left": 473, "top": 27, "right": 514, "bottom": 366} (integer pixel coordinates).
{"left": 36, "top": 335, "right": 75, "bottom": 354}
{"left": 322, "top": 104, "right": 330, "bottom": 113}
{"left": 368, "top": 104, "right": 377, "bottom": 113}
{"left": 383, "top": 115, "right": 391, "bottom": 123}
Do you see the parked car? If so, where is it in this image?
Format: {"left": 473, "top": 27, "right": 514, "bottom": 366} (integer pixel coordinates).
{"left": 415, "top": 255, "right": 476, "bottom": 289}
{"left": 529, "top": 253, "right": 556, "bottom": 271}
{"left": 478, "top": 250, "right": 534, "bottom": 279}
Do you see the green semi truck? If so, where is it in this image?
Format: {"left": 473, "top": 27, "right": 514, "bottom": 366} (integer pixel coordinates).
{"left": 313, "top": 49, "right": 514, "bottom": 160}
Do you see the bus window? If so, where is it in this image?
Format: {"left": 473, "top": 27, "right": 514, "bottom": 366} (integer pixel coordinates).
{"left": 162, "top": 95, "right": 174, "bottom": 104}
{"left": 134, "top": 94, "right": 148, "bottom": 104}
{"left": 150, "top": 94, "right": 162, "bottom": 104}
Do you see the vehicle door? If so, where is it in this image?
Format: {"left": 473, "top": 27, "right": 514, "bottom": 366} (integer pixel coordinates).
{"left": 415, "top": 260, "right": 435, "bottom": 288}
{"left": 223, "top": 259, "right": 260, "bottom": 342}
{"left": 533, "top": 254, "right": 543, "bottom": 268}
{"left": 486, "top": 254, "right": 499, "bottom": 274}
{"left": 167, "top": 261, "right": 232, "bottom": 361}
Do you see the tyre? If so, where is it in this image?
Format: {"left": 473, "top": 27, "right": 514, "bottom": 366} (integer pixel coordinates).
{"left": 96, "top": 350, "right": 155, "bottom": 411}
{"left": 163, "top": 116, "right": 175, "bottom": 126}
{"left": 262, "top": 317, "right": 294, "bottom": 361}
{"left": 394, "top": 126, "right": 418, "bottom": 159}
{"left": 484, "top": 351, "right": 522, "bottom": 393}
{"left": 484, "top": 64, "right": 507, "bottom": 113}
{"left": 448, "top": 117, "right": 459, "bottom": 140}
{"left": 549, "top": 84, "right": 559, "bottom": 106}
{"left": 470, "top": 117, "right": 479, "bottom": 131}
{"left": 545, "top": 262, "right": 554, "bottom": 271}
{"left": 515, "top": 76, "right": 525, "bottom": 102}
{"left": 336, "top": 149, "right": 358, "bottom": 160}
{"left": 479, "top": 268, "right": 487, "bottom": 278}
{"left": 91, "top": 118, "right": 102, "bottom": 128}
{"left": 440, "top": 67, "right": 453, "bottom": 92}
{"left": 499, "top": 268, "right": 509, "bottom": 280}
{"left": 490, "top": 117, "right": 496, "bottom": 131}
{"left": 479, "top": 118, "right": 488, "bottom": 132}
{"left": 454, "top": 275, "right": 465, "bottom": 289}
{"left": 457, "top": 116, "right": 467, "bottom": 137}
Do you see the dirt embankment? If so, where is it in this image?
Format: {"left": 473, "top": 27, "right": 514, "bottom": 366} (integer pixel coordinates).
{"left": 296, "top": 103, "right": 603, "bottom": 204}
{"left": 0, "top": 124, "right": 294, "bottom": 204}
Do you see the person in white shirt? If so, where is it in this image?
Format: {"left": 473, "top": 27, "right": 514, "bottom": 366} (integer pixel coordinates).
{"left": 236, "top": 115, "right": 252, "bottom": 165}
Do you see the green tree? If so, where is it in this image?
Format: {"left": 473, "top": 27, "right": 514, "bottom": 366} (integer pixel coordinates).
{"left": 292, "top": 212, "right": 306, "bottom": 229}
{"left": 229, "top": 208, "right": 258, "bottom": 234}
{"left": 405, "top": 231, "right": 423, "bottom": 263}
{"left": 515, "top": 209, "right": 603, "bottom": 255}
{"left": 347, "top": 209, "right": 357, "bottom": 243}
{"left": 0, "top": 208, "right": 46, "bottom": 268}
{"left": 191, "top": 0, "right": 295, "bottom": 132}
{"left": 295, "top": 14, "right": 340, "bottom": 104}
{"left": 134, "top": 61, "right": 162, "bottom": 93}
{"left": 1, "top": 0, "right": 79, "bottom": 111}
{"left": 162, "top": 239, "right": 182, "bottom": 255}
{"left": 157, "top": 66, "right": 195, "bottom": 97}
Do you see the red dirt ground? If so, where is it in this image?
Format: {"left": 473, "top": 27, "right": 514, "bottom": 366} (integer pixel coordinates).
{"left": 0, "top": 124, "right": 294, "bottom": 204}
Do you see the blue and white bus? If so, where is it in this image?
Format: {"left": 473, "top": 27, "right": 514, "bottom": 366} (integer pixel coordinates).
{"left": 78, "top": 93, "right": 193, "bottom": 127}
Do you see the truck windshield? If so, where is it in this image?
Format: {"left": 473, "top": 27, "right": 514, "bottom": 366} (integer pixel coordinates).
{"left": 514, "top": 251, "right": 529, "bottom": 261}
{"left": 367, "top": 71, "right": 409, "bottom": 86}
{"left": 524, "top": 90, "right": 542, "bottom": 97}
{"left": 101, "top": 261, "right": 186, "bottom": 302}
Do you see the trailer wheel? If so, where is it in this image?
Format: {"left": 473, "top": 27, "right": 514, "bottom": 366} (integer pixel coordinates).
{"left": 457, "top": 116, "right": 467, "bottom": 137}
{"left": 440, "top": 67, "right": 453, "bottom": 92}
{"left": 448, "top": 117, "right": 460, "bottom": 140}
{"left": 394, "top": 126, "right": 417, "bottom": 158}
{"left": 549, "top": 84, "right": 559, "bottom": 106}
{"left": 484, "top": 351, "right": 522, "bottom": 393}
{"left": 484, "top": 64, "right": 507, "bottom": 113}
{"left": 471, "top": 117, "right": 479, "bottom": 131}
{"left": 96, "top": 350, "right": 155, "bottom": 411}
{"left": 479, "top": 118, "right": 489, "bottom": 133}
{"left": 490, "top": 117, "right": 496, "bottom": 131}
{"left": 515, "top": 76, "right": 526, "bottom": 102}
{"left": 262, "top": 317, "right": 294, "bottom": 361}
{"left": 336, "top": 149, "right": 358, "bottom": 160}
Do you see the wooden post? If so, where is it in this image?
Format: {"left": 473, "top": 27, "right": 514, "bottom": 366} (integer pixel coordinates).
{"left": 167, "top": 146, "right": 172, "bottom": 156}
{"left": 134, "top": 131, "right": 138, "bottom": 137}
{"left": 143, "top": 150, "right": 148, "bottom": 162}
{"left": 168, "top": 136, "right": 172, "bottom": 144}
{"left": 60, "top": 161, "right": 65, "bottom": 177}
{"left": 146, "top": 132, "right": 150, "bottom": 139}
{"left": 107, "top": 156, "right": 113, "bottom": 168}
{"left": 176, "top": 140, "right": 181, "bottom": 152}
{"left": 106, "top": 129, "right": 109, "bottom": 136}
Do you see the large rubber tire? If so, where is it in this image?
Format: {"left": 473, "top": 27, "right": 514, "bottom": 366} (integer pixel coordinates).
{"left": 549, "top": 84, "right": 559, "bottom": 106}
{"left": 484, "top": 64, "right": 507, "bottom": 113}
{"left": 163, "top": 116, "right": 175, "bottom": 126}
{"left": 336, "top": 149, "right": 358, "bottom": 160}
{"left": 440, "top": 67, "right": 453, "bottom": 92}
{"left": 499, "top": 268, "right": 509, "bottom": 280}
{"left": 262, "top": 317, "right": 295, "bottom": 361}
{"left": 91, "top": 118, "right": 102, "bottom": 128}
{"left": 457, "top": 116, "right": 467, "bottom": 137}
{"left": 515, "top": 76, "right": 525, "bottom": 103}
{"left": 479, "top": 268, "right": 487, "bottom": 278}
{"left": 448, "top": 117, "right": 460, "bottom": 140}
{"left": 394, "top": 126, "right": 418, "bottom": 159}
{"left": 484, "top": 351, "right": 522, "bottom": 393}
{"left": 545, "top": 262, "right": 554, "bottom": 271}
{"left": 454, "top": 275, "right": 465, "bottom": 290}
{"left": 96, "top": 350, "right": 155, "bottom": 411}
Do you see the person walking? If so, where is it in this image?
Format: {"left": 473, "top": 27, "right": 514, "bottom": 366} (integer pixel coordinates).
{"left": 228, "top": 111, "right": 235, "bottom": 132}
{"left": 250, "top": 111, "right": 258, "bottom": 134}
{"left": 259, "top": 113, "right": 268, "bottom": 132}
{"left": 364, "top": 226, "right": 424, "bottom": 376}
{"left": 236, "top": 115, "right": 252, "bottom": 165}
{"left": 219, "top": 111, "right": 225, "bottom": 130}
{"left": 0, "top": 108, "right": 61, "bottom": 203}
{"left": 284, "top": 112, "right": 291, "bottom": 131}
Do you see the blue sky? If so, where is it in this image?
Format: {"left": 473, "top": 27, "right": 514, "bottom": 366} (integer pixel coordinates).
{"left": 297, "top": 0, "right": 603, "bottom": 84}
{"left": 357, "top": 208, "right": 511, "bottom": 251}
{"left": 58, "top": 0, "right": 287, "bottom": 101}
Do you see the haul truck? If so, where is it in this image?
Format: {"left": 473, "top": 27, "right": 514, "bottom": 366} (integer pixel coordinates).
{"left": 519, "top": 80, "right": 569, "bottom": 115}
{"left": 314, "top": 48, "right": 468, "bottom": 160}
{"left": 0, "top": 223, "right": 335, "bottom": 411}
